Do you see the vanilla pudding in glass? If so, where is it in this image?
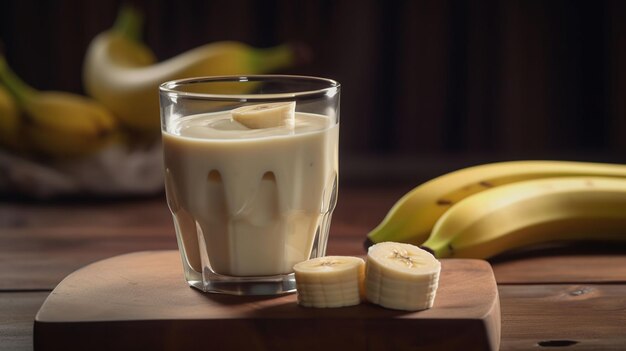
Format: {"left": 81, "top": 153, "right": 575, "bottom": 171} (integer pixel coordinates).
{"left": 159, "top": 76, "right": 340, "bottom": 295}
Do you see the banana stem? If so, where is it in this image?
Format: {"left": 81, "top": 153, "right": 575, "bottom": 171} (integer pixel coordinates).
{"left": 0, "top": 55, "right": 36, "bottom": 105}
{"left": 250, "top": 44, "right": 295, "bottom": 73}
{"left": 112, "top": 4, "right": 144, "bottom": 41}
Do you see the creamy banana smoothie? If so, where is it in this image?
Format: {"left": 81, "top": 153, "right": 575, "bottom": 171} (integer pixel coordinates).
{"left": 160, "top": 76, "right": 340, "bottom": 295}
{"left": 162, "top": 102, "right": 339, "bottom": 281}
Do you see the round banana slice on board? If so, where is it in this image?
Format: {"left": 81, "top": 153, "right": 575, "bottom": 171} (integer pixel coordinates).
{"left": 231, "top": 101, "right": 295, "bottom": 129}
{"left": 293, "top": 256, "right": 365, "bottom": 308}
{"left": 366, "top": 242, "right": 441, "bottom": 311}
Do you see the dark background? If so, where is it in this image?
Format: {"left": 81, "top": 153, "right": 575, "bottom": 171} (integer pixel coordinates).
{"left": 2, "top": 0, "right": 625, "bottom": 184}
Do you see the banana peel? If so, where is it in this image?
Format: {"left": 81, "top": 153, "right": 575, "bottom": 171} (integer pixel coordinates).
{"left": 366, "top": 161, "right": 626, "bottom": 247}
{"left": 421, "top": 176, "right": 626, "bottom": 259}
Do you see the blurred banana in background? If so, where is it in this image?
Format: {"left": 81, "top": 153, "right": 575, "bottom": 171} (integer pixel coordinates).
{"left": 84, "top": 6, "right": 305, "bottom": 136}
{"left": 0, "top": 4, "right": 309, "bottom": 196}
{"left": 0, "top": 55, "right": 118, "bottom": 159}
{"left": 0, "top": 83, "right": 21, "bottom": 151}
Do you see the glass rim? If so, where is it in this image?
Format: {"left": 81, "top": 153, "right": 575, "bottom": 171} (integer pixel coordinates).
{"left": 159, "top": 75, "right": 340, "bottom": 102}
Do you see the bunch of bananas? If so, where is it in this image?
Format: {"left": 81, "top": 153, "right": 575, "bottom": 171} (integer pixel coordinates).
{"left": 82, "top": 6, "right": 302, "bottom": 135}
{"left": 0, "top": 5, "right": 304, "bottom": 160}
{"left": 0, "top": 55, "right": 119, "bottom": 158}
{"left": 366, "top": 161, "right": 626, "bottom": 259}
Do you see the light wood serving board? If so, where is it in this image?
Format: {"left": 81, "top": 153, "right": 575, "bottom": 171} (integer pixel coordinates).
{"left": 34, "top": 251, "right": 500, "bottom": 351}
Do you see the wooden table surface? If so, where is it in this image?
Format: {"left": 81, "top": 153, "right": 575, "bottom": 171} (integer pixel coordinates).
{"left": 1, "top": 184, "right": 625, "bottom": 350}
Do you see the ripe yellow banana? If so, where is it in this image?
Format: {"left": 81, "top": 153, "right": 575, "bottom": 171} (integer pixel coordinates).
{"left": 83, "top": 6, "right": 303, "bottom": 134}
{"left": 421, "top": 177, "right": 626, "bottom": 259}
{"left": 0, "top": 83, "right": 22, "bottom": 151}
{"left": 367, "top": 161, "right": 626, "bottom": 246}
{"left": 0, "top": 55, "right": 118, "bottom": 158}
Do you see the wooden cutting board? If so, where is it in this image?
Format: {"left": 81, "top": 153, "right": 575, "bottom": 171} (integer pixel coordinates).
{"left": 34, "top": 251, "right": 500, "bottom": 351}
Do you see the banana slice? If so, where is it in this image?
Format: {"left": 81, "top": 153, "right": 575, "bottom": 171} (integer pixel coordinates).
{"left": 231, "top": 101, "right": 295, "bottom": 129}
{"left": 366, "top": 242, "right": 441, "bottom": 311}
{"left": 293, "top": 256, "right": 365, "bottom": 308}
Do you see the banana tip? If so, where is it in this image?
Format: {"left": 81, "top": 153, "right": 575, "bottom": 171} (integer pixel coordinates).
{"left": 363, "top": 238, "right": 374, "bottom": 251}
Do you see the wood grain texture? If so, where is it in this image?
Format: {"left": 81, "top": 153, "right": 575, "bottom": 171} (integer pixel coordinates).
{"left": 492, "top": 253, "right": 626, "bottom": 284}
{"left": 34, "top": 251, "right": 500, "bottom": 351}
{"left": 2, "top": 186, "right": 626, "bottom": 349}
{"left": 0, "top": 226, "right": 177, "bottom": 290}
{"left": 6, "top": 284, "right": 626, "bottom": 351}
{"left": 0, "top": 187, "right": 406, "bottom": 290}
{"left": 0, "top": 196, "right": 172, "bottom": 228}
{"left": 2, "top": 1, "right": 623, "bottom": 159}
{"left": 0, "top": 292, "right": 48, "bottom": 351}
{"left": 498, "top": 284, "right": 626, "bottom": 351}
{"left": 2, "top": 187, "right": 626, "bottom": 290}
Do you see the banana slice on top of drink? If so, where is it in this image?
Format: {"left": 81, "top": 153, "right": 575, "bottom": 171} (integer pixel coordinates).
{"left": 231, "top": 101, "right": 295, "bottom": 129}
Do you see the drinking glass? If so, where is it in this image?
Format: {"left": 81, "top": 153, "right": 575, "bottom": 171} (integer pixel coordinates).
{"left": 159, "top": 75, "right": 340, "bottom": 295}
